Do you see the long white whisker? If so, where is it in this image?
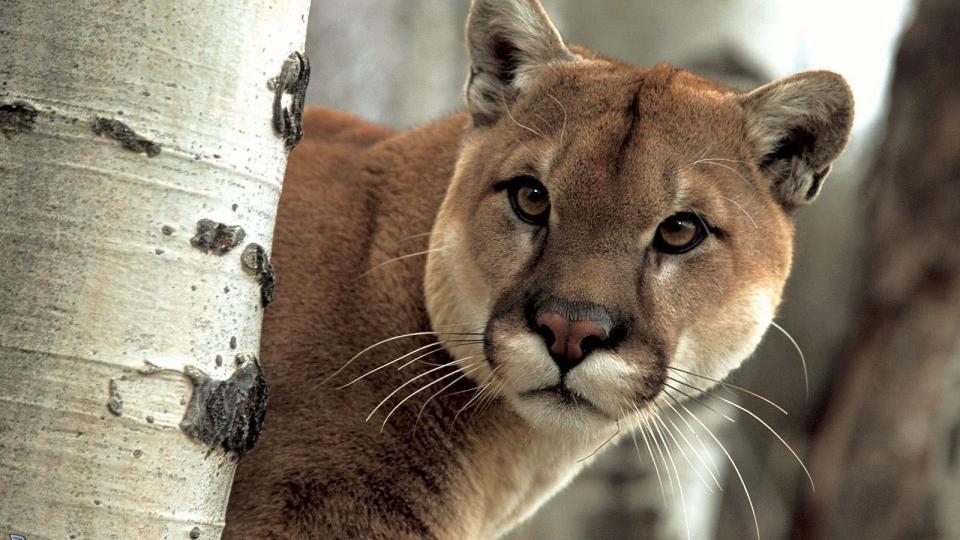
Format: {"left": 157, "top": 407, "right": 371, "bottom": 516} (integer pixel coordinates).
{"left": 502, "top": 99, "right": 546, "bottom": 140}
{"left": 415, "top": 363, "right": 485, "bottom": 429}
{"left": 355, "top": 247, "right": 446, "bottom": 280}
{"left": 366, "top": 357, "right": 472, "bottom": 423}
{"left": 665, "top": 389, "right": 760, "bottom": 540}
{"left": 323, "top": 331, "right": 482, "bottom": 384}
{"left": 381, "top": 360, "right": 482, "bottom": 431}
{"left": 397, "top": 231, "right": 432, "bottom": 242}
{"left": 472, "top": 378, "right": 505, "bottom": 419}
{"left": 667, "top": 366, "right": 787, "bottom": 415}
{"left": 626, "top": 405, "right": 667, "bottom": 506}
{"left": 451, "top": 366, "right": 500, "bottom": 428}
{"left": 718, "top": 195, "right": 758, "bottom": 229}
{"left": 340, "top": 341, "right": 446, "bottom": 388}
{"left": 669, "top": 374, "right": 815, "bottom": 492}
{"left": 636, "top": 403, "right": 675, "bottom": 499}
{"left": 548, "top": 93, "right": 567, "bottom": 147}
{"left": 770, "top": 320, "right": 810, "bottom": 399}
{"left": 662, "top": 381, "right": 737, "bottom": 423}
{"left": 661, "top": 394, "right": 721, "bottom": 480}
{"left": 678, "top": 144, "right": 715, "bottom": 173}
{"left": 397, "top": 341, "right": 482, "bottom": 370}
{"left": 652, "top": 401, "right": 720, "bottom": 491}
{"left": 649, "top": 406, "right": 691, "bottom": 540}
{"left": 690, "top": 159, "right": 757, "bottom": 193}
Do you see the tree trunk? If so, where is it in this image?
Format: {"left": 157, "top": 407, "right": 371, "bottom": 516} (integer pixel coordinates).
{"left": 797, "top": 0, "right": 960, "bottom": 538}
{"left": 0, "top": 1, "right": 310, "bottom": 537}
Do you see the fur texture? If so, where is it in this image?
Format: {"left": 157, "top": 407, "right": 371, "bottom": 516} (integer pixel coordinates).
{"left": 224, "top": 1, "right": 853, "bottom": 538}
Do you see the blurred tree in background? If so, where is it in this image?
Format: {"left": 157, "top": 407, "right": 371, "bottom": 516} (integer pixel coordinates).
{"left": 797, "top": 0, "right": 960, "bottom": 538}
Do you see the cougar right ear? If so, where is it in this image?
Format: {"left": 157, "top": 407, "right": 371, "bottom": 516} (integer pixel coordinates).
{"left": 465, "top": 0, "right": 578, "bottom": 126}
{"left": 740, "top": 71, "right": 854, "bottom": 209}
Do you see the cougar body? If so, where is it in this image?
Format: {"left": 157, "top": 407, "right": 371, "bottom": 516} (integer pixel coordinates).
{"left": 226, "top": 1, "right": 853, "bottom": 537}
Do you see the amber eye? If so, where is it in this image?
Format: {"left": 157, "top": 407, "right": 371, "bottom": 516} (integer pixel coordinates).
{"left": 507, "top": 176, "right": 551, "bottom": 225}
{"left": 653, "top": 212, "right": 708, "bottom": 254}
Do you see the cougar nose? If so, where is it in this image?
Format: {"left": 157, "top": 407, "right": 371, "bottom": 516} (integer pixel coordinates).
{"left": 535, "top": 312, "right": 610, "bottom": 374}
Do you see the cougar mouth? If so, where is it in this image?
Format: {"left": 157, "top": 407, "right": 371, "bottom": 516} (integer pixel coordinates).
{"left": 520, "top": 384, "right": 610, "bottom": 418}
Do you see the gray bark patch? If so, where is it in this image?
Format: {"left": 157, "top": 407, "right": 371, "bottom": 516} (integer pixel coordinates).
{"left": 0, "top": 101, "right": 38, "bottom": 139}
{"left": 179, "top": 356, "right": 268, "bottom": 456}
{"left": 107, "top": 378, "right": 123, "bottom": 416}
{"left": 268, "top": 51, "right": 311, "bottom": 151}
{"left": 190, "top": 219, "right": 246, "bottom": 255}
{"left": 91, "top": 116, "right": 161, "bottom": 157}
{"left": 241, "top": 243, "right": 276, "bottom": 307}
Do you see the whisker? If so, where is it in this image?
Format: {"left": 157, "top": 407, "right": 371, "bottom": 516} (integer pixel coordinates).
{"left": 340, "top": 341, "right": 446, "bottom": 388}
{"left": 624, "top": 403, "right": 667, "bottom": 506}
{"left": 678, "top": 144, "right": 716, "bottom": 173}
{"left": 577, "top": 419, "right": 621, "bottom": 463}
{"left": 415, "top": 363, "right": 485, "bottom": 429}
{"left": 432, "top": 322, "right": 488, "bottom": 331}
{"left": 365, "top": 357, "right": 473, "bottom": 423}
{"left": 690, "top": 159, "right": 757, "bottom": 194}
{"left": 669, "top": 374, "right": 815, "bottom": 492}
{"left": 661, "top": 394, "right": 722, "bottom": 480}
{"left": 770, "top": 320, "right": 810, "bottom": 399}
{"left": 380, "top": 359, "right": 483, "bottom": 431}
{"left": 354, "top": 247, "right": 446, "bottom": 280}
{"left": 664, "top": 388, "right": 760, "bottom": 540}
{"left": 323, "top": 331, "right": 483, "bottom": 384}
{"left": 667, "top": 366, "right": 787, "bottom": 415}
{"left": 445, "top": 365, "right": 499, "bottom": 398}
{"left": 634, "top": 403, "right": 675, "bottom": 499}
{"left": 547, "top": 93, "right": 567, "bottom": 147}
{"left": 652, "top": 401, "right": 720, "bottom": 492}
{"left": 339, "top": 339, "right": 480, "bottom": 388}
{"left": 472, "top": 378, "right": 505, "bottom": 420}
{"left": 397, "top": 232, "right": 432, "bottom": 242}
{"left": 502, "top": 97, "right": 546, "bottom": 140}
{"left": 397, "top": 340, "right": 483, "bottom": 370}
{"left": 650, "top": 405, "right": 692, "bottom": 540}
{"left": 662, "top": 380, "right": 737, "bottom": 423}
{"left": 718, "top": 195, "right": 758, "bottom": 229}
{"left": 450, "top": 367, "right": 500, "bottom": 429}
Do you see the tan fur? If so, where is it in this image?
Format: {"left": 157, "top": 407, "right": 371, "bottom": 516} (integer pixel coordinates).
{"left": 225, "top": 1, "right": 853, "bottom": 537}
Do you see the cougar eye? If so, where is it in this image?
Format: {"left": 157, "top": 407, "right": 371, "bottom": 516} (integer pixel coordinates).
{"left": 654, "top": 212, "right": 708, "bottom": 254}
{"left": 507, "top": 176, "right": 550, "bottom": 226}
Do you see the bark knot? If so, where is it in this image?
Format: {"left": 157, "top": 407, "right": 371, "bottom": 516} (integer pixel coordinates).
{"left": 91, "top": 116, "right": 161, "bottom": 157}
{"left": 268, "top": 51, "right": 311, "bottom": 151}
{"left": 190, "top": 219, "right": 246, "bottom": 255}
{"left": 0, "top": 101, "right": 38, "bottom": 139}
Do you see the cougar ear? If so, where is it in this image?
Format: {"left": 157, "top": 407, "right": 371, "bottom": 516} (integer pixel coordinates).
{"left": 465, "top": 0, "right": 578, "bottom": 126}
{"left": 741, "top": 71, "right": 854, "bottom": 208}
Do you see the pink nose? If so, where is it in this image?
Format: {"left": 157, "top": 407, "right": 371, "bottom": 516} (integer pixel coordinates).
{"left": 536, "top": 312, "right": 609, "bottom": 366}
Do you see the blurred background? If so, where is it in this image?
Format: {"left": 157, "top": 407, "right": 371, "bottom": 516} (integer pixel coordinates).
{"left": 304, "top": 1, "right": 960, "bottom": 538}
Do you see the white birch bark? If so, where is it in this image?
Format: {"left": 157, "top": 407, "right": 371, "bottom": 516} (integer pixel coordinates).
{"left": 0, "top": 1, "right": 310, "bottom": 538}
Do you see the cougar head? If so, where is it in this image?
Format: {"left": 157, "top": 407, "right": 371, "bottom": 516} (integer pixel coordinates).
{"left": 425, "top": 0, "right": 853, "bottom": 436}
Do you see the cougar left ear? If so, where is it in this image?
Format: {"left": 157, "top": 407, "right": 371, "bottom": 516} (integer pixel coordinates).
{"left": 741, "top": 71, "right": 854, "bottom": 208}
{"left": 465, "top": 0, "right": 578, "bottom": 126}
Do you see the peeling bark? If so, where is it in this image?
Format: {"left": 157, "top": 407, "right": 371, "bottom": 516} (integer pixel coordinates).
{"left": 0, "top": 1, "right": 310, "bottom": 538}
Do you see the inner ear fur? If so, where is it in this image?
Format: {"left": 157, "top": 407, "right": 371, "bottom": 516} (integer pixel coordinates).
{"left": 741, "top": 71, "right": 854, "bottom": 208}
{"left": 465, "top": 0, "right": 578, "bottom": 126}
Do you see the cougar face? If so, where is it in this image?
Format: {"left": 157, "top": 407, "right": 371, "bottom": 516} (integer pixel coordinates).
{"left": 425, "top": 0, "right": 852, "bottom": 437}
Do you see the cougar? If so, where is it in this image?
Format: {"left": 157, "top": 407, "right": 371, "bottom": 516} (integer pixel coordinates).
{"left": 225, "top": 0, "right": 853, "bottom": 537}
